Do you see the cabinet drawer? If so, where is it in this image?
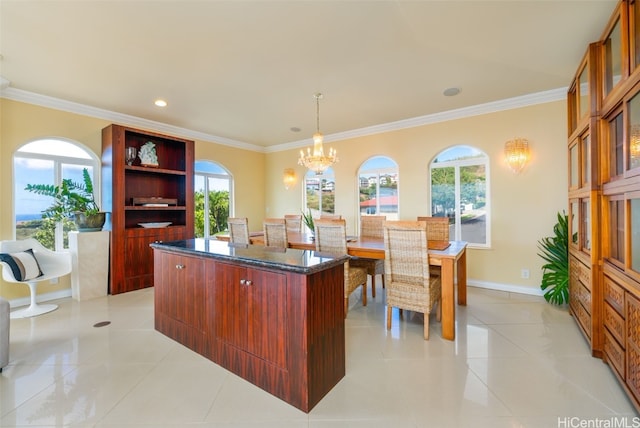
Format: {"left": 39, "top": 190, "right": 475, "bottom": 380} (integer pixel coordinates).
{"left": 569, "top": 272, "right": 581, "bottom": 314}
{"left": 627, "top": 293, "right": 640, "bottom": 351}
{"left": 605, "top": 329, "right": 625, "bottom": 380}
{"left": 578, "top": 264, "right": 591, "bottom": 290}
{"left": 604, "top": 276, "right": 625, "bottom": 315}
{"left": 604, "top": 302, "right": 625, "bottom": 346}
{"left": 575, "top": 299, "right": 591, "bottom": 338}
{"left": 580, "top": 282, "right": 591, "bottom": 314}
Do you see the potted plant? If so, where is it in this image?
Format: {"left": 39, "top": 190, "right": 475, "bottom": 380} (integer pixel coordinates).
{"left": 537, "top": 211, "right": 569, "bottom": 305}
{"left": 302, "top": 209, "right": 315, "bottom": 235}
{"left": 25, "top": 168, "right": 106, "bottom": 231}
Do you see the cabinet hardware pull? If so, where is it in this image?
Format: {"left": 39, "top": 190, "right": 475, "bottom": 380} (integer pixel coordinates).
{"left": 175, "top": 264, "right": 185, "bottom": 269}
{"left": 245, "top": 280, "right": 253, "bottom": 286}
{"left": 240, "top": 279, "right": 246, "bottom": 285}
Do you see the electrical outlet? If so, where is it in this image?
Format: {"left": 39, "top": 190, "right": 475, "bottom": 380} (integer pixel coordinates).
{"left": 521, "top": 268, "right": 530, "bottom": 279}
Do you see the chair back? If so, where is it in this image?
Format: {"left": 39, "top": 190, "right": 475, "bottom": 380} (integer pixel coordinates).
{"left": 314, "top": 219, "right": 347, "bottom": 254}
{"left": 383, "top": 221, "right": 430, "bottom": 286}
{"left": 360, "top": 215, "right": 385, "bottom": 239}
{"left": 417, "top": 216, "right": 450, "bottom": 241}
{"left": 0, "top": 238, "right": 72, "bottom": 283}
{"left": 284, "top": 214, "right": 302, "bottom": 233}
{"left": 263, "top": 218, "right": 288, "bottom": 248}
{"left": 228, "top": 217, "right": 250, "bottom": 245}
{"left": 320, "top": 214, "right": 342, "bottom": 220}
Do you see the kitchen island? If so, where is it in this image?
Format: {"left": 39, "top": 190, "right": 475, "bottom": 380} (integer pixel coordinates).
{"left": 150, "top": 238, "right": 349, "bottom": 412}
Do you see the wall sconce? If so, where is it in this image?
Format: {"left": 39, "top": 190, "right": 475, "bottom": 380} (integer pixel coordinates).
{"left": 283, "top": 168, "right": 296, "bottom": 190}
{"left": 504, "top": 138, "right": 530, "bottom": 174}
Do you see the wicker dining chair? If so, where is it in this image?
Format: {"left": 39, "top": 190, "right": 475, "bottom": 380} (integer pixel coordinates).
{"left": 284, "top": 214, "right": 303, "bottom": 234}
{"left": 417, "top": 216, "right": 450, "bottom": 276}
{"left": 320, "top": 214, "right": 342, "bottom": 220}
{"left": 228, "top": 217, "right": 250, "bottom": 245}
{"left": 263, "top": 218, "right": 288, "bottom": 248}
{"left": 314, "top": 218, "right": 368, "bottom": 317}
{"left": 417, "top": 216, "right": 450, "bottom": 241}
{"left": 350, "top": 215, "right": 386, "bottom": 298}
{"left": 383, "top": 220, "right": 442, "bottom": 340}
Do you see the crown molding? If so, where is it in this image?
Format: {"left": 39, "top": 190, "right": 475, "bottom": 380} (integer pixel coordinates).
{"left": 0, "top": 87, "right": 264, "bottom": 153}
{"left": 2, "top": 86, "right": 566, "bottom": 155}
{"left": 268, "top": 87, "right": 567, "bottom": 153}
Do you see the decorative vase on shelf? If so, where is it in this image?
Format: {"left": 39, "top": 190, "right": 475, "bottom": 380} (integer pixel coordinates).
{"left": 139, "top": 141, "right": 159, "bottom": 167}
{"left": 125, "top": 147, "right": 137, "bottom": 166}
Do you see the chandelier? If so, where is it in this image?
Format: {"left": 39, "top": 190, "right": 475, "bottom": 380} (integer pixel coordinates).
{"left": 504, "top": 137, "right": 530, "bottom": 174}
{"left": 298, "top": 93, "right": 338, "bottom": 175}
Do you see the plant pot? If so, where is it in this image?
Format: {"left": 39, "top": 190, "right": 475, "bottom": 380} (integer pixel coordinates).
{"left": 74, "top": 212, "right": 106, "bottom": 232}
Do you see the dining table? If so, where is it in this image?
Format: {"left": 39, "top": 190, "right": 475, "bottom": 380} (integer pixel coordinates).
{"left": 216, "top": 231, "right": 467, "bottom": 341}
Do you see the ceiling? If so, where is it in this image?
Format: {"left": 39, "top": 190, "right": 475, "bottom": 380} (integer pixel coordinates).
{"left": 0, "top": 1, "right": 617, "bottom": 150}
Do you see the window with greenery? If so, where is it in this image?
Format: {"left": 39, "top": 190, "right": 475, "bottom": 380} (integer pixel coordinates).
{"left": 14, "top": 139, "right": 98, "bottom": 250}
{"left": 194, "top": 161, "right": 231, "bottom": 238}
{"left": 430, "top": 145, "right": 489, "bottom": 247}
{"left": 304, "top": 168, "right": 335, "bottom": 217}
{"left": 358, "top": 156, "right": 398, "bottom": 220}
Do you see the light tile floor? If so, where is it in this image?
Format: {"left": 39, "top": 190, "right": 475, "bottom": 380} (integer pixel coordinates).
{"left": 0, "top": 284, "right": 637, "bottom": 427}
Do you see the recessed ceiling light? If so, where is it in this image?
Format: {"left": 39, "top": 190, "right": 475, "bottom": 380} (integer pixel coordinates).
{"left": 443, "top": 87, "right": 461, "bottom": 97}
{"left": 154, "top": 99, "right": 167, "bottom": 107}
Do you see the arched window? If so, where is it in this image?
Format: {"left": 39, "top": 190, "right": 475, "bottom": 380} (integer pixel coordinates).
{"left": 358, "top": 156, "right": 399, "bottom": 220}
{"left": 429, "top": 145, "right": 490, "bottom": 247}
{"left": 194, "top": 160, "right": 232, "bottom": 238}
{"left": 14, "top": 138, "right": 99, "bottom": 250}
{"left": 304, "top": 167, "right": 335, "bottom": 216}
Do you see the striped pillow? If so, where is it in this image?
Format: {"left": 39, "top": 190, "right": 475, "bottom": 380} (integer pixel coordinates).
{"left": 0, "top": 249, "right": 44, "bottom": 282}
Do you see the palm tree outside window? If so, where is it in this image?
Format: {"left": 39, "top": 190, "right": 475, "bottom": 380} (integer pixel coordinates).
{"left": 194, "top": 160, "right": 232, "bottom": 238}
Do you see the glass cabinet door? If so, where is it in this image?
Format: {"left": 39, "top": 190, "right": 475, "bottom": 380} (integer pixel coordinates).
{"left": 570, "top": 200, "right": 579, "bottom": 248}
{"left": 604, "top": 16, "right": 623, "bottom": 98}
{"left": 578, "top": 66, "right": 589, "bottom": 121}
{"left": 630, "top": 194, "right": 640, "bottom": 273}
{"left": 581, "top": 134, "right": 591, "bottom": 186}
{"left": 609, "top": 112, "right": 625, "bottom": 180}
{"left": 629, "top": 92, "right": 640, "bottom": 170}
{"left": 608, "top": 196, "right": 625, "bottom": 266}
{"left": 570, "top": 142, "right": 579, "bottom": 189}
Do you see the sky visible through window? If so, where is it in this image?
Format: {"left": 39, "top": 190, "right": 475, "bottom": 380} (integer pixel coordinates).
{"left": 15, "top": 140, "right": 93, "bottom": 220}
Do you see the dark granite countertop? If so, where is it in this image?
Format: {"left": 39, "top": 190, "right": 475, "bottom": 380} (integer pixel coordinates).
{"left": 150, "top": 238, "right": 349, "bottom": 274}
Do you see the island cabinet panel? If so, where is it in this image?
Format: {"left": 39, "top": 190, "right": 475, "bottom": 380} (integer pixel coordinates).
{"left": 213, "top": 262, "right": 287, "bottom": 368}
{"left": 154, "top": 251, "right": 207, "bottom": 355}
{"left": 152, "top": 242, "right": 347, "bottom": 413}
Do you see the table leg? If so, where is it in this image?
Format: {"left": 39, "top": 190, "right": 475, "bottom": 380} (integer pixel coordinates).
{"left": 457, "top": 250, "right": 467, "bottom": 306}
{"left": 440, "top": 258, "right": 455, "bottom": 340}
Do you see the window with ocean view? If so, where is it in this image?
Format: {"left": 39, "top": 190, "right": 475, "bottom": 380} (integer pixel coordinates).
{"left": 14, "top": 139, "right": 98, "bottom": 250}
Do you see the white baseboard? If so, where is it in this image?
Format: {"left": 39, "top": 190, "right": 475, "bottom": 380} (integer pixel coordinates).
{"left": 7, "top": 288, "right": 72, "bottom": 309}
{"left": 467, "top": 279, "right": 544, "bottom": 296}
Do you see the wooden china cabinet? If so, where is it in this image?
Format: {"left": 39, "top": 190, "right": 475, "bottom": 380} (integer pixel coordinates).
{"left": 568, "top": 0, "right": 640, "bottom": 412}
{"left": 102, "top": 124, "right": 194, "bottom": 295}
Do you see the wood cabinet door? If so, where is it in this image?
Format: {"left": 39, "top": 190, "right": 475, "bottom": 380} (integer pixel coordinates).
{"left": 627, "top": 293, "right": 640, "bottom": 401}
{"left": 156, "top": 251, "right": 206, "bottom": 332}
{"left": 214, "top": 263, "right": 248, "bottom": 350}
{"left": 214, "top": 262, "right": 287, "bottom": 368}
{"left": 247, "top": 269, "right": 287, "bottom": 368}
{"left": 125, "top": 227, "right": 187, "bottom": 291}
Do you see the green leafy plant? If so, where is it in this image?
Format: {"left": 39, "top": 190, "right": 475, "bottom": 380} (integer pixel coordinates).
{"left": 302, "top": 209, "right": 315, "bottom": 233}
{"left": 25, "top": 168, "right": 100, "bottom": 222}
{"left": 537, "top": 211, "right": 569, "bottom": 305}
